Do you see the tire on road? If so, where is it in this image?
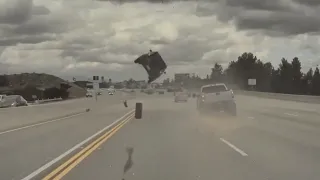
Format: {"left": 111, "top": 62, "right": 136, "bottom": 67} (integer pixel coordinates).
{"left": 135, "top": 102, "right": 142, "bottom": 119}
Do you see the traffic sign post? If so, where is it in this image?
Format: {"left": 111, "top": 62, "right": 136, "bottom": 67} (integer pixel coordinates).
{"left": 93, "top": 82, "right": 99, "bottom": 101}
{"left": 93, "top": 76, "right": 99, "bottom": 81}
{"left": 93, "top": 76, "right": 100, "bottom": 102}
{"left": 248, "top": 79, "right": 256, "bottom": 91}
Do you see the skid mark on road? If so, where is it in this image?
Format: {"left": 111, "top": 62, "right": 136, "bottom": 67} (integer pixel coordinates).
{"left": 220, "top": 138, "right": 248, "bottom": 156}
{"left": 122, "top": 147, "right": 134, "bottom": 180}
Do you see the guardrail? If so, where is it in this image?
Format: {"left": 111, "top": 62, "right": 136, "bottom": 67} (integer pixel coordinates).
{"left": 234, "top": 90, "right": 320, "bottom": 104}
{"left": 31, "top": 97, "right": 63, "bottom": 104}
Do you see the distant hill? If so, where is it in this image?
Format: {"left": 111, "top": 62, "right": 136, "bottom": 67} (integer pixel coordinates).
{"left": 0, "top": 73, "right": 86, "bottom": 99}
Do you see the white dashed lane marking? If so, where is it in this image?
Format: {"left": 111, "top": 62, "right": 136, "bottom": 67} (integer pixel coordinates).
{"left": 220, "top": 138, "right": 248, "bottom": 157}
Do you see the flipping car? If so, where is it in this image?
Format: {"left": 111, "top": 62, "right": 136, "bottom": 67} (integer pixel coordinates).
{"left": 134, "top": 50, "right": 167, "bottom": 83}
{"left": 197, "top": 83, "right": 236, "bottom": 116}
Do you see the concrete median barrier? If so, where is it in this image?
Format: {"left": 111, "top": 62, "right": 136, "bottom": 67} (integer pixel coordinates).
{"left": 30, "top": 98, "right": 63, "bottom": 105}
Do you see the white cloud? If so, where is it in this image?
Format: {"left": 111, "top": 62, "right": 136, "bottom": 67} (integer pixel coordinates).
{"left": 1, "top": 0, "right": 320, "bottom": 81}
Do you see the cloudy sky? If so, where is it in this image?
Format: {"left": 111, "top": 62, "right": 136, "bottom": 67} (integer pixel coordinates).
{"left": 0, "top": 0, "right": 320, "bottom": 82}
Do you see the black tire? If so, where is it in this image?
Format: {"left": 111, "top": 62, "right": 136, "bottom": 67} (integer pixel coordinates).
{"left": 135, "top": 103, "right": 142, "bottom": 119}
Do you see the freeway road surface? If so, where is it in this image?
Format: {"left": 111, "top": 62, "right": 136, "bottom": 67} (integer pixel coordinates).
{"left": 0, "top": 90, "right": 134, "bottom": 132}
{"left": 1, "top": 92, "right": 320, "bottom": 180}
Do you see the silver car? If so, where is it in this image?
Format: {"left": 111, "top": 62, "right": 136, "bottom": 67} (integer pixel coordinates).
{"left": 0, "top": 95, "right": 28, "bottom": 108}
{"left": 174, "top": 92, "right": 188, "bottom": 102}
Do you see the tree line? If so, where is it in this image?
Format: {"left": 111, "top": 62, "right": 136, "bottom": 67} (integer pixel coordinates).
{"left": 210, "top": 52, "right": 320, "bottom": 95}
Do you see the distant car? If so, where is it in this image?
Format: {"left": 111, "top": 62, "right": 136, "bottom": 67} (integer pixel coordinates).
{"left": 86, "top": 91, "right": 93, "bottom": 97}
{"left": 146, "top": 89, "right": 154, "bottom": 94}
{"left": 97, "top": 92, "right": 102, "bottom": 95}
{"left": 0, "top": 95, "right": 28, "bottom": 108}
{"left": 107, "top": 88, "right": 115, "bottom": 93}
{"left": 174, "top": 91, "right": 188, "bottom": 102}
{"left": 108, "top": 91, "right": 114, "bottom": 95}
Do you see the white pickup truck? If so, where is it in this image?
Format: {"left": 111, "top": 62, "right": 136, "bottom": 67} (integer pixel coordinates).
{"left": 197, "top": 83, "right": 236, "bottom": 116}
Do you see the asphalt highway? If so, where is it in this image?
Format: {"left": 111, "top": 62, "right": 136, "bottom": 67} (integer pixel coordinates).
{"left": 0, "top": 90, "right": 134, "bottom": 132}
{"left": 1, "top": 91, "right": 320, "bottom": 180}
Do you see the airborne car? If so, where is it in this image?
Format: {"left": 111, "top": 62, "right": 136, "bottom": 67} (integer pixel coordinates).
{"left": 134, "top": 50, "right": 167, "bottom": 83}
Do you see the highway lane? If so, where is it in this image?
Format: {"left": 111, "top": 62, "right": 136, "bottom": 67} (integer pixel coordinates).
{"left": 1, "top": 91, "right": 320, "bottom": 180}
{"left": 0, "top": 92, "right": 136, "bottom": 180}
{"left": 0, "top": 91, "right": 134, "bottom": 132}
{"left": 40, "top": 93, "right": 320, "bottom": 180}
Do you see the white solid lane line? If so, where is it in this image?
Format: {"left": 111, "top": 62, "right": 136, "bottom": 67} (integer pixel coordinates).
{"left": 220, "top": 138, "right": 248, "bottom": 156}
{"left": 284, "top": 113, "right": 298, "bottom": 117}
{"left": 21, "top": 109, "right": 134, "bottom": 180}
{"left": 0, "top": 112, "right": 85, "bottom": 136}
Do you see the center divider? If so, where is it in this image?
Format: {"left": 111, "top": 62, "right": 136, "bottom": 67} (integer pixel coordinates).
{"left": 43, "top": 113, "right": 134, "bottom": 180}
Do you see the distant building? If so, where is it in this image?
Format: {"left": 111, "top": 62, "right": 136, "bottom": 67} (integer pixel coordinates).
{"left": 174, "top": 73, "right": 190, "bottom": 83}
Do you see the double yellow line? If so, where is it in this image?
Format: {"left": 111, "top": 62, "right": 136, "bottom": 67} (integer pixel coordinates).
{"left": 43, "top": 113, "right": 134, "bottom": 180}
